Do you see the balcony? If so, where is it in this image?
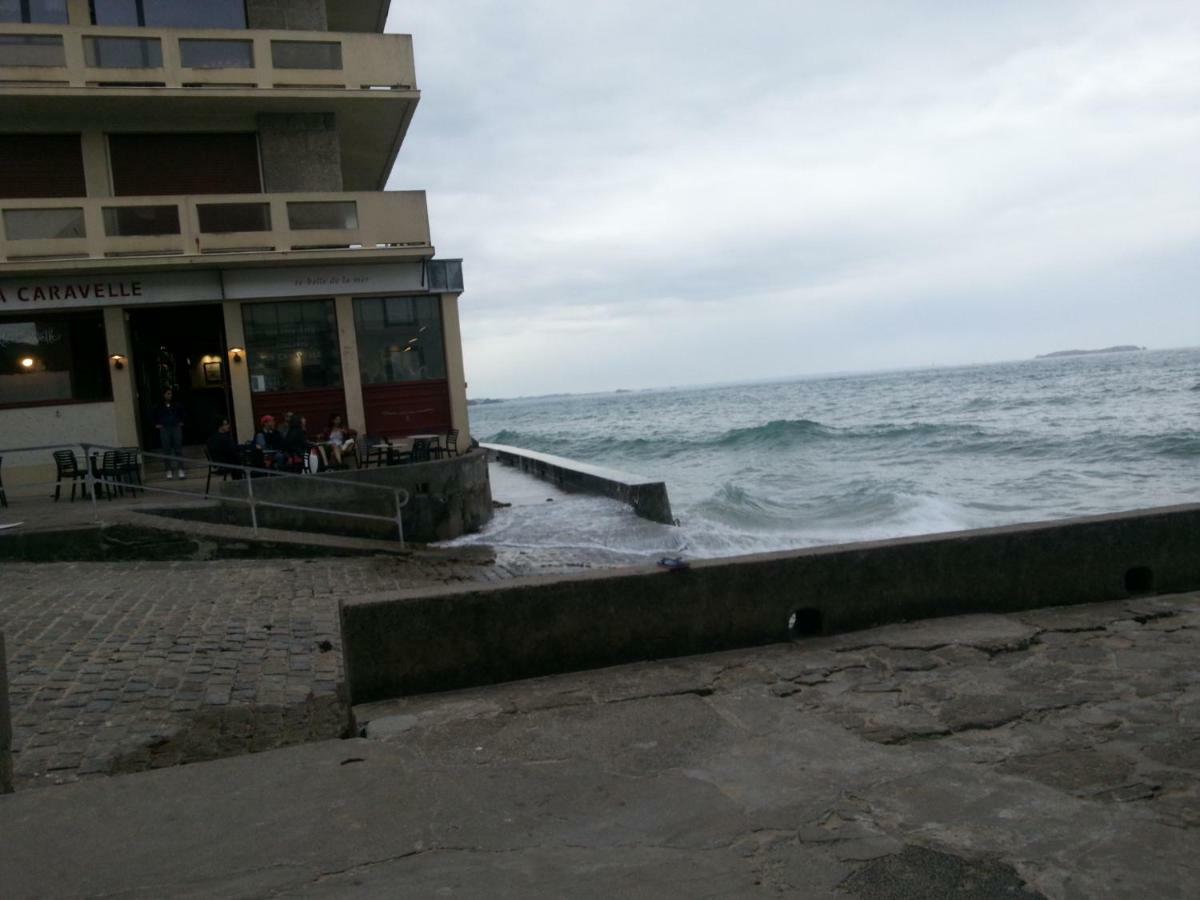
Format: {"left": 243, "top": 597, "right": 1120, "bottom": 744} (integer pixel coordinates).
{"left": 0, "top": 191, "right": 431, "bottom": 272}
{"left": 0, "top": 24, "right": 418, "bottom": 189}
{"left": 0, "top": 23, "right": 414, "bottom": 90}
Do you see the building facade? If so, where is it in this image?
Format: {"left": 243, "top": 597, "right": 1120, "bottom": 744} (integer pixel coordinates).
{"left": 0, "top": 0, "right": 469, "bottom": 487}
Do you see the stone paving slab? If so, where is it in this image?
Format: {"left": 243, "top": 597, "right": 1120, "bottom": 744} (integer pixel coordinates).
{"left": 0, "top": 550, "right": 595, "bottom": 789}
{"left": 1, "top": 593, "right": 1198, "bottom": 898}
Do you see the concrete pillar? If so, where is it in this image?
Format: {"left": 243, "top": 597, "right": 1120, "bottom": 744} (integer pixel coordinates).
{"left": 103, "top": 307, "right": 139, "bottom": 447}
{"left": 440, "top": 293, "right": 471, "bottom": 447}
{"left": 257, "top": 114, "right": 343, "bottom": 193}
{"left": 222, "top": 302, "right": 256, "bottom": 445}
{"left": 334, "top": 296, "right": 366, "bottom": 435}
{"left": 245, "top": 0, "right": 328, "bottom": 31}
{"left": 66, "top": 0, "right": 90, "bottom": 26}
{"left": 1, "top": 632, "right": 12, "bottom": 794}
{"left": 80, "top": 131, "right": 111, "bottom": 199}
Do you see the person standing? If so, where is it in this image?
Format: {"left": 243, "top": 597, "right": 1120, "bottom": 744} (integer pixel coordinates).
{"left": 153, "top": 387, "right": 186, "bottom": 479}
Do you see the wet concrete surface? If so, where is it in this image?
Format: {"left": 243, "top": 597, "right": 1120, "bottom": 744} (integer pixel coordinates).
{"left": 2, "top": 592, "right": 1197, "bottom": 897}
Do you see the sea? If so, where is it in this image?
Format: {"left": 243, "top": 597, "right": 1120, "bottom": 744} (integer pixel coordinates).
{"left": 448, "top": 347, "right": 1200, "bottom": 563}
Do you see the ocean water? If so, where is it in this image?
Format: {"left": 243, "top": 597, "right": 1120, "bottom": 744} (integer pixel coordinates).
{"left": 454, "top": 347, "right": 1200, "bottom": 562}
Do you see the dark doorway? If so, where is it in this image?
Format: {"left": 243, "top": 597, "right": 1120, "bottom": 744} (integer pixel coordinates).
{"left": 128, "top": 305, "right": 232, "bottom": 448}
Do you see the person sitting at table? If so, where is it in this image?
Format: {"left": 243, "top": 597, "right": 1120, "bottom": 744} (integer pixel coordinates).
{"left": 282, "top": 414, "right": 311, "bottom": 472}
{"left": 206, "top": 418, "right": 242, "bottom": 477}
{"left": 325, "top": 413, "right": 356, "bottom": 468}
{"left": 254, "top": 415, "right": 285, "bottom": 468}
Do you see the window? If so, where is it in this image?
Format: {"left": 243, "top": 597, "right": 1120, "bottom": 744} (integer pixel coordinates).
{"left": 271, "top": 40, "right": 342, "bottom": 70}
{"left": 242, "top": 300, "right": 342, "bottom": 393}
{"left": 354, "top": 297, "right": 447, "bottom": 385}
{"left": 102, "top": 204, "right": 179, "bottom": 236}
{"left": 84, "top": 35, "right": 162, "bottom": 68}
{"left": 0, "top": 312, "right": 112, "bottom": 406}
{"left": 197, "top": 202, "right": 270, "bottom": 234}
{"left": 3, "top": 207, "right": 85, "bottom": 240}
{"left": 0, "top": 35, "right": 66, "bottom": 67}
{"left": 287, "top": 201, "right": 357, "bottom": 231}
{"left": 90, "top": 0, "right": 247, "bottom": 29}
{"left": 0, "top": 0, "right": 69, "bottom": 24}
{"left": 179, "top": 38, "right": 252, "bottom": 69}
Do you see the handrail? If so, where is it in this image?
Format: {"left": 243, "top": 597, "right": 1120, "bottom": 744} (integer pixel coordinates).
{"left": 0, "top": 442, "right": 409, "bottom": 546}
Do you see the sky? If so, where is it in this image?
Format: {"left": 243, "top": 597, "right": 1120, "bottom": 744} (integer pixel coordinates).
{"left": 385, "top": 1, "right": 1200, "bottom": 398}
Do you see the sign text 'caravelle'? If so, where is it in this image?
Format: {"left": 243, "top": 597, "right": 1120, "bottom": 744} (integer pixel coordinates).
{"left": 0, "top": 280, "right": 143, "bottom": 304}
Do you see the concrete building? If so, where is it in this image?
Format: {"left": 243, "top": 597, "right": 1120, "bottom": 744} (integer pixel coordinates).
{"left": 0, "top": 0, "right": 469, "bottom": 487}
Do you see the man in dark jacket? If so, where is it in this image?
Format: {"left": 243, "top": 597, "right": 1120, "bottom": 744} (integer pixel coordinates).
{"left": 205, "top": 418, "right": 242, "bottom": 477}
{"left": 153, "top": 387, "right": 186, "bottom": 479}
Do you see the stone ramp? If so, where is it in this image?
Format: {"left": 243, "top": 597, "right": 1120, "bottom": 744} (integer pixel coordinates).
{"left": 3, "top": 595, "right": 1199, "bottom": 898}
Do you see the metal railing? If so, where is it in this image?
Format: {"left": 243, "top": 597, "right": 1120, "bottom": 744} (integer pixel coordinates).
{"left": 0, "top": 442, "right": 410, "bottom": 546}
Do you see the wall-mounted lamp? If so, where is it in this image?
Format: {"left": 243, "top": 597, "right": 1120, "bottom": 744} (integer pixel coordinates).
{"left": 20, "top": 356, "right": 35, "bottom": 370}
{"left": 229, "top": 347, "right": 244, "bottom": 364}
{"left": 110, "top": 354, "right": 127, "bottom": 370}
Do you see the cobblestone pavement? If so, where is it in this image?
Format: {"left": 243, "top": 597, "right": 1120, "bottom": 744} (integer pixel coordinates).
{"left": 0, "top": 549, "right": 598, "bottom": 790}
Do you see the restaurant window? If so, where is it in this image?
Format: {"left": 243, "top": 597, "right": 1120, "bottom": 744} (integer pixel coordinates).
{"left": 90, "top": 0, "right": 247, "bottom": 29}
{"left": 0, "top": 311, "right": 112, "bottom": 406}
{"left": 354, "top": 296, "right": 446, "bottom": 385}
{"left": 241, "top": 300, "right": 341, "bottom": 393}
{"left": 0, "top": 0, "right": 69, "bottom": 24}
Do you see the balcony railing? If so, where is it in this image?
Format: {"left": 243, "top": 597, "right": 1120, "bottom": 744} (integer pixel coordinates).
{"left": 0, "top": 191, "right": 430, "bottom": 264}
{"left": 0, "top": 24, "right": 414, "bottom": 91}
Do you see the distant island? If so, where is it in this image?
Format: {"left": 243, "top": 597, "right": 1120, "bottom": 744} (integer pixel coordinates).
{"left": 1036, "top": 345, "right": 1145, "bottom": 359}
{"left": 467, "top": 398, "right": 505, "bottom": 406}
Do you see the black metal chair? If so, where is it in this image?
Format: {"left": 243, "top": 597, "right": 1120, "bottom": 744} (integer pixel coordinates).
{"left": 443, "top": 429, "right": 460, "bottom": 458}
{"left": 52, "top": 449, "right": 88, "bottom": 502}
{"left": 0, "top": 455, "right": 7, "bottom": 508}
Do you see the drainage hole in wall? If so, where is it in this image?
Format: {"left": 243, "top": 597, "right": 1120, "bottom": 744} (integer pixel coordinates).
{"left": 788, "top": 608, "right": 823, "bottom": 638}
{"left": 1124, "top": 566, "right": 1154, "bottom": 595}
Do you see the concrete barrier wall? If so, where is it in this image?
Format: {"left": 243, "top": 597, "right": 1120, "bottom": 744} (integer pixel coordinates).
{"left": 217, "top": 448, "right": 492, "bottom": 543}
{"left": 483, "top": 443, "right": 673, "bottom": 524}
{"left": 1, "top": 632, "right": 12, "bottom": 794}
{"left": 341, "top": 503, "right": 1200, "bottom": 703}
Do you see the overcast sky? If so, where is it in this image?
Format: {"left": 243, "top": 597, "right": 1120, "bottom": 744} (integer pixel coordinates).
{"left": 386, "top": 1, "right": 1200, "bottom": 398}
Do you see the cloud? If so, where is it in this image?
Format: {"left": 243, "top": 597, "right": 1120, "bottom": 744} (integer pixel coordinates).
{"left": 388, "top": 1, "right": 1200, "bottom": 396}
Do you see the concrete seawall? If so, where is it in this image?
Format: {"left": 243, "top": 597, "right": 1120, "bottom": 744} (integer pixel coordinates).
{"left": 216, "top": 449, "right": 493, "bottom": 543}
{"left": 341, "top": 503, "right": 1200, "bottom": 702}
{"left": 483, "top": 442, "right": 673, "bottom": 524}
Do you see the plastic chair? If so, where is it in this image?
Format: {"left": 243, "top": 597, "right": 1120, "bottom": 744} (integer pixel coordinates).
{"left": 410, "top": 438, "right": 433, "bottom": 464}
{"left": 52, "top": 449, "right": 88, "bottom": 502}
{"left": 118, "top": 448, "right": 143, "bottom": 495}
{"left": 97, "top": 450, "right": 124, "bottom": 499}
{"left": 358, "top": 435, "right": 388, "bottom": 468}
{"left": 443, "top": 429, "right": 460, "bottom": 458}
{"left": 203, "top": 448, "right": 232, "bottom": 498}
